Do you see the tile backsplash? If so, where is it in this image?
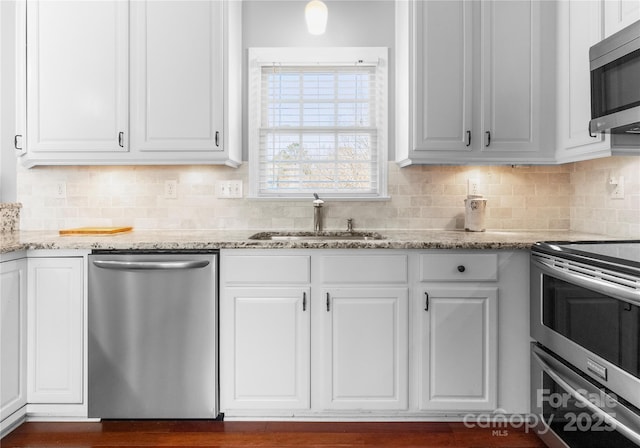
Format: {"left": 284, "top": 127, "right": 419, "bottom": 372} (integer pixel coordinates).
{"left": 15, "top": 157, "right": 639, "bottom": 238}
{"left": 570, "top": 156, "right": 640, "bottom": 239}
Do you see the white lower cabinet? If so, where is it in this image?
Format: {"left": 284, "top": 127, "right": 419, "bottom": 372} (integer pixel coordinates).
{"left": 318, "top": 287, "right": 409, "bottom": 411}
{"left": 220, "top": 253, "right": 312, "bottom": 413}
{"left": 418, "top": 287, "right": 497, "bottom": 411}
{"left": 415, "top": 252, "right": 499, "bottom": 412}
{"left": 218, "top": 249, "right": 530, "bottom": 419}
{"left": 27, "top": 257, "right": 84, "bottom": 405}
{"left": 1, "top": 257, "right": 27, "bottom": 433}
{"left": 220, "top": 250, "right": 409, "bottom": 416}
{"left": 220, "top": 287, "right": 311, "bottom": 410}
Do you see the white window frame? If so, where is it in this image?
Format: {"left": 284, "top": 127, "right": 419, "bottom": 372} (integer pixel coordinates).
{"left": 248, "top": 47, "right": 389, "bottom": 200}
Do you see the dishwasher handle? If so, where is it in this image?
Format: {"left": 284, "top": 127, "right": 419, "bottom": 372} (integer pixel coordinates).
{"left": 93, "top": 260, "right": 210, "bottom": 270}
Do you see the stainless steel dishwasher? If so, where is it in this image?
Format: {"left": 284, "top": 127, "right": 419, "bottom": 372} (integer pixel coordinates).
{"left": 88, "top": 251, "right": 218, "bottom": 419}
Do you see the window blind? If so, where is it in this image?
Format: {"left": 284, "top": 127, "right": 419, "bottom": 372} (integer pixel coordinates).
{"left": 258, "top": 65, "right": 380, "bottom": 197}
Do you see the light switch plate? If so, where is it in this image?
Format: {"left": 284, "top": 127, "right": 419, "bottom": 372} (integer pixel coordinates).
{"left": 164, "top": 180, "right": 178, "bottom": 199}
{"left": 468, "top": 178, "right": 481, "bottom": 196}
{"left": 217, "top": 180, "right": 243, "bottom": 198}
{"left": 55, "top": 182, "right": 67, "bottom": 199}
{"left": 611, "top": 176, "right": 624, "bottom": 199}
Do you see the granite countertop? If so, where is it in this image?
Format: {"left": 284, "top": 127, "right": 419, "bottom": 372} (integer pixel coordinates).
{"left": 0, "top": 229, "right": 620, "bottom": 255}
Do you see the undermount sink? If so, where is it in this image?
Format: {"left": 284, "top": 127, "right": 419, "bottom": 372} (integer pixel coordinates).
{"left": 248, "top": 231, "right": 385, "bottom": 241}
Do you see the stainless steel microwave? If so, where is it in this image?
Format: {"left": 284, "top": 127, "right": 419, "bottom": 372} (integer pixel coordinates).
{"left": 590, "top": 20, "right": 640, "bottom": 134}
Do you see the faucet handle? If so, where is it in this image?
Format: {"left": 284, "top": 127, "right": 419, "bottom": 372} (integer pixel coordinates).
{"left": 313, "top": 192, "right": 324, "bottom": 206}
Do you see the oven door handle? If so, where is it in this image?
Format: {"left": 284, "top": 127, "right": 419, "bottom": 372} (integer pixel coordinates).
{"left": 532, "top": 346, "right": 640, "bottom": 446}
{"left": 532, "top": 257, "right": 640, "bottom": 307}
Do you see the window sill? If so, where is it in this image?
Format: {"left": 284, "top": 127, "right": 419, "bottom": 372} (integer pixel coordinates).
{"left": 247, "top": 195, "right": 391, "bottom": 202}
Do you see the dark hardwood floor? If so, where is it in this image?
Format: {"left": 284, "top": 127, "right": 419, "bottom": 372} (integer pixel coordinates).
{"left": 2, "top": 421, "right": 547, "bottom": 447}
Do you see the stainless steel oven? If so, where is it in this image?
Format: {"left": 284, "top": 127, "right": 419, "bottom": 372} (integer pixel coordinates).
{"left": 530, "top": 241, "right": 640, "bottom": 447}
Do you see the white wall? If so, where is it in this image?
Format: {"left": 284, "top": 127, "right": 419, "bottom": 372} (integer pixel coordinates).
{"left": 241, "top": 0, "right": 395, "bottom": 160}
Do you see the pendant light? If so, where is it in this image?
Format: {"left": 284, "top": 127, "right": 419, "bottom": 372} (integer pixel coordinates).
{"left": 305, "top": 0, "right": 328, "bottom": 35}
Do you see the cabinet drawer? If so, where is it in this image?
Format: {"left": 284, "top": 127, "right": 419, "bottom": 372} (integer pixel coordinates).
{"left": 319, "top": 255, "right": 408, "bottom": 284}
{"left": 223, "top": 255, "right": 311, "bottom": 284}
{"left": 419, "top": 253, "right": 498, "bottom": 282}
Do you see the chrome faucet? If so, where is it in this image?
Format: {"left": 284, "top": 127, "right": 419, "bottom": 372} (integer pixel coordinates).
{"left": 313, "top": 193, "right": 324, "bottom": 232}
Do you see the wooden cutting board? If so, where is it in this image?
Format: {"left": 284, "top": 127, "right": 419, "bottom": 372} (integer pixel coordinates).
{"left": 59, "top": 226, "right": 133, "bottom": 235}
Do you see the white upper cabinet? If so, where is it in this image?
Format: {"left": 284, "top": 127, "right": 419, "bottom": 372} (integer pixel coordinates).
{"left": 396, "top": 0, "right": 555, "bottom": 165}
{"left": 408, "top": 0, "right": 474, "bottom": 153}
{"left": 556, "top": 0, "right": 612, "bottom": 162}
{"left": 25, "top": 1, "right": 128, "bottom": 155}
{"left": 604, "top": 0, "right": 640, "bottom": 37}
{"left": 130, "top": 0, "right": 224, "bottom": 157}
{"left": 555, "top": 0, "right": 640, "bottom": 161}
{"left": 480, "top": 0, "right": 542, "bottom": 155}
{"left": 19, "top": 0, "right": 241, "bottom": 167}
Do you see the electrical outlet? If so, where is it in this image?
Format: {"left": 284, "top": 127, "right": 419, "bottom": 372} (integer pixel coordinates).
{"left": 611, "top": 176, "right": 625, "bottom": 199}
{"left": 164, "top": 180, "right": 178, "bottom": 199}
{"left": 216, "top": 180, "right": 243, "bottom": 198}
{"left": 468, "top": 178, "right": 481, "bottom": 196}
{"left": 55, "top": 182, "right": 67, "bottom": 199}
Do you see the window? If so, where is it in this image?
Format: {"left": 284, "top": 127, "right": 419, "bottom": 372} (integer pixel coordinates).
{"left": 248, "top": 47, "right": 388, "bottom": 199}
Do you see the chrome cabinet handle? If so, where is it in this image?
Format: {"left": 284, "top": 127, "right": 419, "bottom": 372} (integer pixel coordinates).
{"left": 303, "top": 292, "right": 307, "bottom": 312}
{"left": 215, "top": 131, "right": 220, "bottom": 147}
{"left": 93, "top": 260, "right": 210, "bottom": 270}
{"left": 326, "top": 293, "right": 330, "bottom": 312}
{"left": 485, "top": 131, "right": 491, "bottom": 147}
{"left": 118, "top": 132, "right": 124, "bottom": 148}
{"left": 424, "top": 292, "right": 429, "bottom": 311}
{"left": 14, "top": 134, "right": 22, "bottom": 150}
{"left": 466, "top": 130, "right": 471, "bottom": 147}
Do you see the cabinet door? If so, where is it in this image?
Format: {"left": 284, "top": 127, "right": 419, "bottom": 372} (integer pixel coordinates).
{"left": 220, "top": 287, "right": 311, "bottom": 410}
{"left": 26, "top": 1, "right": 128, "bottom": 153}
{"left": 604, "top": 0, "right": 640, "bottom": 37}
{"left": 27, "top": 258, "right": 84, "bottom": 404}
{"left": 1, "top": 259, "right": 27, "bottom": 419}
{"left": 419, "top": 287, "right": 498, "bottom": 411}
{"left": 556, "top": 0, "right": 611, "bottom": 161}
{"left": 480, "top": 0, "right": 540, "bottom": 154}
{"left": 130, "top": 0, "right": 224, "bottom": 157}
{"left": 319, "top": 287, "right": 409, "bottom": 410}
{"left": 413, "top": 0, "right": 473, "bottom": 153}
